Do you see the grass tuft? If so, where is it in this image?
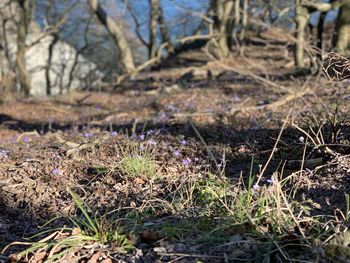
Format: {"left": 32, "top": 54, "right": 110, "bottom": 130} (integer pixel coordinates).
{"left": 116, "top": 141, "right": 157, "bottom": 179}
{"left": 3, "top": 189, "right": 133, "bottom": 262}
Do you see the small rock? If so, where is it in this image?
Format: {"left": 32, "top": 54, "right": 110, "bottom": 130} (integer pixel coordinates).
{"left": 165, "top": 243, "right": 176, "bottom": 252}
{"left": 134, "top": 248, "right": 143, "bottom": 258}
{"left": 175, "top": 243, "right": 186, "bottom": 252}
{"left": 153, "top": 246, "right": 167, "bottom": 253}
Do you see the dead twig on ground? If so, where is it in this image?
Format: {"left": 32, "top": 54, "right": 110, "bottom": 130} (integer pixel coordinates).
{"left": 230, "top": 88, "right": 311, "bottom": 115}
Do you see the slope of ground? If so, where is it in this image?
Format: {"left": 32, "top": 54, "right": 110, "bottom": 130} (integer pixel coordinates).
{"left": 1, "top": 43, "right": 350, "bottom": 262}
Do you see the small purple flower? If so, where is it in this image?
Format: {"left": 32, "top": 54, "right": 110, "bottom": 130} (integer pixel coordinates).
{"left": 156, "top": 112, "right": 169, "bottom": 122}
{"left": 23, "top": 136, "right": 30, "bottom": 143}
{"left": 182, "top": 158, "right": 191, "bottom": 166}
{"left": 173, "top": 150, "right": 180, "bottom": 157}
{"left": 252, "top": 183, "right": 260, "bottom": 191}
{"left": 184, "top": 102, "right": 195, "bottom": 111}
{"left": 0, "top": 149, "right": 9, "bottom": 159}
{"left": 111, "top": 131, "right": 118, "bottom": 137}
{"left": 140, "top": 134, "right": 145, "bottom": 141}
{"left": 147, "top": 139, "right": 157, "bottom": 145}
{"left": 146, "top": 130, "right": 154, "bottom": 136}
{"left": 233, "top": 95, "right": 241, "bottom": 103}
{"left": 83, "top": 132, "right": 94, "bottom": 138}
{"left": 267, "top": 176, "right": 275, "bottom": 184}
{"left": 166, "top": 105, "right": 180, "bottom": 113}
{"left": 220, "top": 104, "right": 228, "bottom": 112}
{"left": 180, "top": 139, "right": 187, "bottom": 145}
{"left": 139, "top": 144, "right": 145, "bottom": 151}
{"left": 52, "top": 168, "right": 60, "bottom": 175}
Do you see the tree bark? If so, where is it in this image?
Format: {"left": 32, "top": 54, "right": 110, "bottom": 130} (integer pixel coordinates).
{"left": 210, "top": 0, "right": 235, "bottom": 58}
{"left": 148, "top": 0, "right": 173, "bottom": 59}
{"left": 148, "top": 0, "right": 160, "bottom": 59}
{"left": 157, "top": 3, "right": 174, "bottom": 54}
{"left": 316, "top": 11, "right": 326, "bottom": 60}
{"left": 88, "top": 0, "right": 135, "bottom": 73}
{"left": 233, "top": 0, "right": 240, "bottom": 40}
{"left": 16, "top": 0, "right": 32, "bottom": 97}
{"left": 239, "top": 0, "right": 249, "bottom": 42}
{"left": 333, "top": 0, "right": 350, "bottom": 55}
{"left": 294, "top": 0, "right": 310, "bottom": 68}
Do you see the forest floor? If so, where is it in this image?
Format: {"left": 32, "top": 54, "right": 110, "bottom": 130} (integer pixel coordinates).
{"left": 1, "top": 42, "right": 350, "bottom": 262}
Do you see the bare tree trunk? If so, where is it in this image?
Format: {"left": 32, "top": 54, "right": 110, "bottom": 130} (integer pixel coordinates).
{"left": 239, "top": 0, "right": 249, "bottom": 42}
{"left": 88, "top": 0, "right": 135, "bottom": 73}
{"left": 232, "top": 0, "right": 240, "bottom": 39}
{"left": 148, "top": 0, "right": 173, "bottom": 59}
{"left": 316, "top": 11, "right": 326, "bottom": 60}
{"left": 333, "top": 1, "right": 350, "bottom": 55}
{"left": 211, "top": 0, "right": 235, "bottom": 58}
{"left": 294, "top": 0, "right": 310, "bottom": 68}
{"left": 148, "top": 0, "right": 159, "bottom": 59}
{"left": 46, "top": 34, "right": 58, "bottom": 96}
{"left": 1, "top": 19, "right": 13, "bottom": 71}
{"left": 157, "top": 4, "right": 174, "bottom": 54}
{"left": 16, "top": 0, "right": 32, "bottom": 97}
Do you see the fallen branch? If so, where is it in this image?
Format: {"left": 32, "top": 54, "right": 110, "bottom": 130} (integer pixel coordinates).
{"left": 230, "top": 88, "right": 311, "bottom": 115}
{"left": 115, "top": 34, "right": 214, "bottom": 85}
{"left": 203, "top": 46, "right": 292, "bottom": 94}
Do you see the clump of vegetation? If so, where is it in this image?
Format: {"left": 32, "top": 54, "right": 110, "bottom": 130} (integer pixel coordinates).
{"left": 116, "top": 141, "right": 157, "bottom": 179}
{"left": 3, "top": 189, "right": 134, "bottom": 262}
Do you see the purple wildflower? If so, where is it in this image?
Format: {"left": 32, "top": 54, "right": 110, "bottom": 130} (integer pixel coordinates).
{"left": 111, "top": 131, "right": 118, "bottom": 137}
{"left": 23, "top": 136, "right": 30, "bottom": 143}
{"left": 184, "top": 102, "right": 195, "bottom": 111}
{"left": 83, "top": 132, "right": 94, "bottom": 138}
{"left": 233, "top": 95, "right": 241, "bottom": 103}
{"left": 147, "top": 139, "right": 157, "bottom": 145}
{"left": 173, "top": 150, "right": 180, "bottom": 157}
{"left": 267, "top": 176, "right": 275, "bottom": 184}
{"left": 156, "top": 112, "right": 169, "bottom": 122}
{"left": 140, "top": 134, "right": 145, "bottom": 141}
{"left": 166, "top": 105, "right": 180, "bottom": 113}
{"left": 52, "top": 168, "right": 60, "bottom": 175}
{"left": 180, "top": 139, "right": 187, "bottom": 145}
{"left": 182, "top": 158, "right": 191, "bottom": 166}
{"left": 252, "top": 183, "right": 260, "bottom": 191}
{"left": 0, "top": 150, "right": 9, "bottom": 159}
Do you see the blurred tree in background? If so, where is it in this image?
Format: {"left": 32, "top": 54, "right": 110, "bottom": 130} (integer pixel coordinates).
{"left": 0, "top": 0, "right": 349, "bottom": 99}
